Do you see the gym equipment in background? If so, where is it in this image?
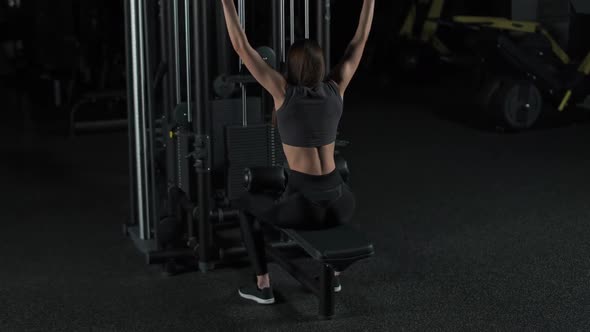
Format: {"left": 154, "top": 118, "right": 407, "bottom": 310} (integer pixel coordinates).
{"left": 14, "top": 0, "right": 128, "bottom": 136}
{"left": 397, "top": 0, "right": 590, "bottom": 130}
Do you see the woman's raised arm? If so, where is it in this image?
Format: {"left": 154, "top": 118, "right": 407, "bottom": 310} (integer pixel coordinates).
{"left": 328, "top": 0, "right": 375, "bottom": 96}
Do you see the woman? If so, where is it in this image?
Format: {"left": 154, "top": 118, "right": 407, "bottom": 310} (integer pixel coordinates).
{"left": 220, "top": 0, "right": 375, "bottom": 304}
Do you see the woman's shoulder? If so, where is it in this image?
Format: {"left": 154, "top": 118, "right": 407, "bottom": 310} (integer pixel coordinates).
{"left": 323, "top": 80, "right": 343, "bottom": 100}
{"left": 324, "top": 79, "right": 338, "bottom": 87}
{"left": 324, "top": 79, "right": 339, "bottom": 91}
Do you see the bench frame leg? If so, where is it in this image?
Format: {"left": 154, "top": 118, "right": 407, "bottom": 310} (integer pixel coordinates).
{"left": 319, "top": 263, "right": 335, "bottom": 320}
{"left": 266, "top": 245, "right": 336, "bottom": 320}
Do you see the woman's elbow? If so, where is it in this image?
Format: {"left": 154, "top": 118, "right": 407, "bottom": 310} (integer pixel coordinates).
{"left": 233, "top": 44, "right": 245, "bottom": 54}
{"left": 230, "top": 35, "right": 248, "bottom": 54}
{"left": 236, "top": 42, "right": 254, "bottom": 57}
{"left": 353, "top": 31, "right": 370, "bottom": 44}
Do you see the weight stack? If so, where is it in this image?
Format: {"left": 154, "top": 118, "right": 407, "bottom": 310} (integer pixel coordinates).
{"left": 225, "top": 124, "right": 287, "bottom": 200}
{"left": 211, "top": 97, "right": 264, "bottom": 172}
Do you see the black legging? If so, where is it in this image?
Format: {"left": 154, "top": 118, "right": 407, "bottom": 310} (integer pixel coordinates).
{"left": 237, "top": 168, "right": 356, "bottom": 275}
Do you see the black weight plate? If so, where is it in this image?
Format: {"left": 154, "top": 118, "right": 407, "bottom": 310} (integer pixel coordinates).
{"left": 256, "top": 46, "right": 277, "bottom": 69}
{"left": 213, "top": 74, "right": 238, "bottom": 98}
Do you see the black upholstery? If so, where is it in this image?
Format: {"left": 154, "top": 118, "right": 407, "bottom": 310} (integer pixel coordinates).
{"left": 244, "top": 166, "right": 286, "bottom": 194}
{"left": 282, "top": 225, "right": 374, "bottom": 262}
{"left": 243, "top": 153, "right": 351, "bottom": 196}
{"left": 265, "top": 223, "right": 374, "bottom": 319}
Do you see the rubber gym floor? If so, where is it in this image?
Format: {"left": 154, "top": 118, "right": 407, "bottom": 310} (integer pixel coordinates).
{"left": 2, "top": 80, "right": 590, "bottom": 331}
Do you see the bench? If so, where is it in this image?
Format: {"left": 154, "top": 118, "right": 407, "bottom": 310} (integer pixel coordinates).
{"left": 244, "top": 164, "right": 375, "bottom": 320}
{"left": 265, "top": 224, "right": 374, "bottom": 319}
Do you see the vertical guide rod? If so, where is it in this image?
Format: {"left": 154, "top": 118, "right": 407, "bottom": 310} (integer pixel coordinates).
{"left": 238, "top": 0, "right": 247, "bottom": 127}
{"left": 279, "top": 0, "right": 286, "bottom": 63}
{"left": 316, "top": 0, "right": 331, "bottom": 70}
{"left": 173, "top": 0, "right": 181, "bottom": 104}
{"left": 324, "top": 0, "right": 331, "bottom": 70}
{"left": 124, "top": 0, "right": 137, "bottom": 231}
{"left": 194, "top": 0, "right": 214, "bottom": 273}
{"left": 290, "top": 0, "right": 295, "bottom": 45}
{"left": 238, "top": 0, "right": 245, "bottom": 69}
{"left": 142, "top": 0, "right": 159, "bottom": 241}
{"left": 129, "top": 0, "right": 147, "bottom": 239}
{"left": 316, "top": 0, "right": 323, "bottom": 50}
{"left": 173, "top": 0, "right": 183, "bottom": 188}
{"left": 137, "top": 0, "right": 152, "bottom": 239}
{"left": 305, "top": 0, "right": 309, "bottom": 39}
{"left": 241, "top": 86, "right": 247, "bottom": 127}
{"left": 184, "top": 0, "right": 193, "bottom": 123}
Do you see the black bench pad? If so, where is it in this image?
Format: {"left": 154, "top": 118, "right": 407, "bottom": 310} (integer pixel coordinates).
{"left": 281, "top": 224, "right": 374, "bottom": 262}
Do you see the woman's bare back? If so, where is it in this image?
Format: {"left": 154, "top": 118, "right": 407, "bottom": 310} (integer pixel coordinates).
{"left": 282, "top": 143, "right": 337, "bottom": 176}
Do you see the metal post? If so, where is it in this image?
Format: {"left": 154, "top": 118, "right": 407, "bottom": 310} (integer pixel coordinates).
{"left": 173, "top": 0, "right": 181, "bottom": 104}
{"left": 241, "top": 85, "right": 248, "bottom": 127}
{"left": 270, "top": 0, "right": 283, "bottom": 117}
{"left": 124, "top": 0, "right": 137, "bottom": 228}
{"left": 305, "top": 0, "right": 310, "bottom": 39}
{"left": 194, "top": 0, "right": 214, "bottom": 273}
{"left": 316, "top": 0, "right": 330, "bottom": 70}
{"left": 324, "top": 0, "right": 331, "bottom": 70}
{"left": 272, "top": 0, "right": 281, "bottom": 67}
{"left": 319, "top": 263, "right": 335, "bottom": 319}
{"left": 316, "top": 0, "right": 324, "bottom": 49}
{"left": 238, "top": 0, "right": 245, "bottom": 69}
{"left": 161, "top": 0, "right": 178, "bottom": 195}
{"left": 160, "top": 0, "right": 170, "bottom": 117}
{"left": 130, "top": 0, "right": 147, "bottom": 239}
{"left": 290, "top": 0, "right": 295, "bottom": 45}
{"left": 215, "top": 1, "right": 231, "bottom": 76}
{"left": 177, "top": 0, "right": 193, "bottom": 193}
{"left": 137, "top": 0, "right": 152, "bottom": 239}
{"left": 142, "top": 0, "right": 160, "bottom": 242}
{"left": 279, "top": 0, "right": 286, "bottom": 63}
{"left": 238, "top": 0, "right": 248, "bottom": 127}
{"left": 184, "top": 0, "right": 193, "bottom": 123}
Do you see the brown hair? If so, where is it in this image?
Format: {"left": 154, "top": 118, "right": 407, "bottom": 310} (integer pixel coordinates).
{"left": 286, "top": 39, "right": 326, "bottom": 87}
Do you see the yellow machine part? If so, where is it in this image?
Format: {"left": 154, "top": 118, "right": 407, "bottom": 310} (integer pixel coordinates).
{"left": 400, "top": 0, "right": 445, "bottom": 41}
{"left": 538, "top": 28, "right": 570, "bottom": 64}
{"left": 558, "top": 90, "right": 572, "bottom": 112}
{"left": 421, "top": 0, "right": 445, "bottom": 42}
{"left": 399, "top": 4, "right": 417, "bottom": 38}
{"left": 452, "top": 16, "right": 570, "bottom": 64}
{"left": 579, "top": 51, "right": 590, "bottom": 75}
{"left": 399, "top": 2, "right": 588, "bottom": 112}
{"left": 399, "top": 0, "right": 449, "bottom": 54}
{"left": 559, "top": 52, "right": 590, "bottom": 112}
{"left": 453, "top": 16, "right": 538, "bottom": 33}
{"left": 401, "top": 7, "right": 571, "bottom": 64}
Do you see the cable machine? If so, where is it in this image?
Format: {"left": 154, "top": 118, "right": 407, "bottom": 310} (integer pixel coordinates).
{"left": 124, "top": 0, "right": 340, "bottom": 274}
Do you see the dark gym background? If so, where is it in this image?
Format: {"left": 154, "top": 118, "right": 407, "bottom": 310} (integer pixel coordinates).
{"left": 1, "top": 0, "right": 590, "bottom": 331}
